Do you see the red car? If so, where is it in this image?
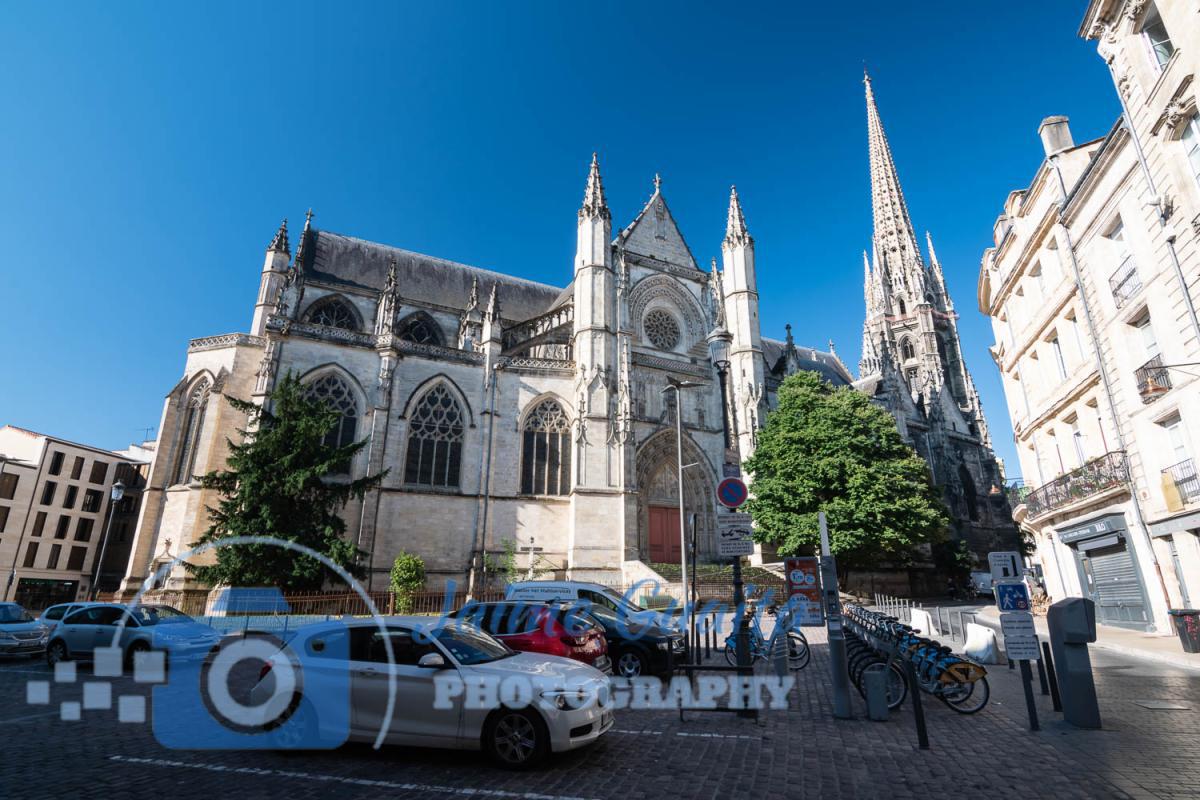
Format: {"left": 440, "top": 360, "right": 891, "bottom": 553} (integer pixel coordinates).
{"left": 450, "top": 601, "right": 610, "bottom": 673}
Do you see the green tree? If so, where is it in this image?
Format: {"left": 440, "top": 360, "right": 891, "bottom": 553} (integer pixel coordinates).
{"left": 188, "top": 373, "right": 385, "bottom": 591}
{"left": 389, "top": 551, "right": 426, "bottom": 613}
{"left": 742, "top": 371, "right": 949, "bottom": 572}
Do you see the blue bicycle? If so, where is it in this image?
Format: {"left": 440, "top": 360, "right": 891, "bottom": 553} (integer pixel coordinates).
{"left": 724, "top": 605, "right": 810, "bottom": 670}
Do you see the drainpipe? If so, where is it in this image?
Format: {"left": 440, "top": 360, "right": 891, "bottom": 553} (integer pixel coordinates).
{"left": 1048, "top": 155, "right": 1172, "bottom": 628}
{"left": 356, "top": 404, "right": 381, "bottom": 592}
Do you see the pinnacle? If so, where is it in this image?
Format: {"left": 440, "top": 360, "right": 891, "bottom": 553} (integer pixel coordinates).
{"left": 724, "top": 185, "right": 752, "bottom": 247}
{"left": 580, "top": 153, "right": 610, "bottom": 221}
{"left": 268, "top": 218, "right": 290, "bottom": 254}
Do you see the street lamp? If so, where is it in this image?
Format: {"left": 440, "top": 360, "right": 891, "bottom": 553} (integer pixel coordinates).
{"left": 660, "top": 377, "right": 702, "bottom": 633}
{"left": 706, "top": 327, "right": 734, "bottom": 452}
{"left": 89, "top": 479, "right": 125, "bottom": 600}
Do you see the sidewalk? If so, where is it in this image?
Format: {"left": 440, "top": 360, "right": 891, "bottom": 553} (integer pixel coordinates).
{"left": 977, "top": 605, "right": 1200, "bottom": 672}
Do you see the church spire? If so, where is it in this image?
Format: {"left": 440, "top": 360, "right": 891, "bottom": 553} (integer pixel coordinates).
{"left": 926, "top": 230, "right": 951, "bottom": 307}
{"left": 865, "top": 73, "right": 924, "bottom": 284}
{"left": 724, "top": 185, "right": 752, "bottom": 247}
{"left": 579, "top": 153, "right": 610, "bottom": 221}
{"left": 268, "top": 218, "right": 290, "bottom": 254}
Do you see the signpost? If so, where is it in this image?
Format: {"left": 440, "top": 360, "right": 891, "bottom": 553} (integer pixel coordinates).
{"left": 717, "top": 513, "right": 755, "bottom": 557}
{"left": 998, "top": 604, "right": 1041, "bottom": 731}
{"left": 995, "top": 580, "right": 1032, "bottom": 612}
{"left": 714, "top": 476, "right": 755, "bottom": 719}
{"left": 988, "top": 551, "right": 1022, "bottom": 582}
{"left": 784, "top": 557, "right": 823, "bottom": 627}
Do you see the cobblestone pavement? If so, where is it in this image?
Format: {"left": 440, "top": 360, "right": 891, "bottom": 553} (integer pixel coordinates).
{"left": 2, "top": 626, "right": 1197, "bottom": 800}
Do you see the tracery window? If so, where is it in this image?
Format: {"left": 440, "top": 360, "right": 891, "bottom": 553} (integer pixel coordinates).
{"left": 305, "top": 297, "right": 359, "bottom": 331}
{"left": 644, "top": 309, "right": 681, "bottom": 350}
{"left": 397, "top": 314, "right": 443, "bottom": 346}
{"left": 174, "top": 380, "right": 211, "bottom": 485}
{"left": 304, "top": 374, "right": 359, "bottom": 467}
{"left": 405, "top": 385, "right": 465, "bottom": 488}
{"left": 520, "top": 400, "right": 572, "bottom": 496}
{"left": 900, "top": 338, "right": 916, "bottom": 361}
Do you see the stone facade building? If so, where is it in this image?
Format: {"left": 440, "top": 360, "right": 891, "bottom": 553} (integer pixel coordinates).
{"left": 856, "top": 75, "right": 1020, "bottom": 564}
{"left": 978, "top": 0, "right": 1200, "bottom": 632}
{"left": 119, "top": 159, "right": 852, "bottom": 594}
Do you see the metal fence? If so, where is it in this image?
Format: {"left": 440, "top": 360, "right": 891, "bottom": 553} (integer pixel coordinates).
{"left": 1024, "top": 450, "right": 1128, "bottom": 518}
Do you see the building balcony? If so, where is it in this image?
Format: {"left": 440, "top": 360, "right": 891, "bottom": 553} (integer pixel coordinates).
{"left": 1004, "top": 480, "right": 1030, "bottom": 509}
{"left": 1024, "top": 451, "right": 1129, "bottom": 519}
{"left": 1135, "top": 355, "right": 1171, "bottom": 403}
{"left": 1161, "top": 458, "right": 1200, "bottom": 513}
{"left": 1109, "top": 256, "right": 1142, "bottom": 310}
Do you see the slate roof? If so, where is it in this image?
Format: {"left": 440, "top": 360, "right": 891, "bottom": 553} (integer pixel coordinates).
{"left": 762, "top": 338, "right": 853, "bottom": 386}
{"left": 303, "top": 229, "right": 564, "bottom": 323}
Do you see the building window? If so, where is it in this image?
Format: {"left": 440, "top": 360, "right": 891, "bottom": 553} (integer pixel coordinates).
{"left": 643, "top": 309, "right": 681, "bottom": 351}
{"left": 62, "top": 485, "right": 78, "bottom": 510}
{"left": 54, "top": 516, "right": 70, "bottom": 539}
{"left": 48, "top": 452, "right": 65, "bottom": 476}
{"left": 81, "top": 489, "right": 102, "bottom": 513}
{"left": 75, "top": 518, "right": 94, "bottom": 542}
{"left": 1135, "top": 313, "right": 1160, "bottom": 360}
{"left": 0, "top": 472, "right": 17, "bottom": 500}
{"left": 40, "top": 482, "right": 57, "bottom": 505}
{"left": 900, "top": 338, "right": 916, "bottom": 361}
{"left": 88, "top": 460, "right": 108, "bottom": 485}
{"left": 303, "top": 374, "right": 359, "bottom": 472}
{"left": 1141, "top": 3, "right": 1174, "bottom": 70}
{"left": 396, "top": 313, "right": 443, "bottom": 346}
{"left": 22, "top": 542, "right": 39, "bottom": 569}
{"left": 897, "top": 298, "right": 907, "bottom": 315}
{"left": 66, "top": 546, "right": 87, "bottom": 572}
{"left": 404, "top": 385, "right": 465, "bottom": 488}
{"left": 1050, "top": 336, "right": 1067, "bottom": 380}
{"left": 304, "top": 296, "right": 360, "bottom": 331}
{"left": 31, "top": 511, "right": 46, "bottom": 537}
{"left": 1182, "top": 116, "right": 1200, "bottom": 186}
{"left": 70, "top": 456, "right": 84, "bottom": 480}
{"left": 174, "top": 380, "right": 211, "bottom": 485}
{"left": 46, "top": 543, "right": 62, "bottom": 570}
{"left": 520, "top": 400, "right": 572, "bottom": 496}
{"left": 0, "top": 505, "right": 8, "bottom": 533}
{"left": 1070, "top": 418, "right": 1086, "bottom": 467}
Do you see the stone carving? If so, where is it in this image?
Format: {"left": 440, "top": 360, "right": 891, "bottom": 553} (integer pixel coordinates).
{"left": 643, "top": 308, "right": 681, "bottom": 350}
{"left": 188, "top": 333, "right": 266, "bottom": 353}
{"left": 628, "top": 274, "right": 705, "bottom": 346}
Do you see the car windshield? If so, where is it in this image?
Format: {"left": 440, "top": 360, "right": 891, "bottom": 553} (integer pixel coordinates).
{"left": 600, "top": 588, "right": 644, "bottom": 614}
{"left": 584, "top": 604, "right": 619, "bottom": 625}
{"left": 0, "top": 605, "right": 32, "bottom": 623}
{"left": 130, "top": 606, "right": 192, "bottom": 626}
{"left": 431, "top": 624, "right": 514, "bottom": 665}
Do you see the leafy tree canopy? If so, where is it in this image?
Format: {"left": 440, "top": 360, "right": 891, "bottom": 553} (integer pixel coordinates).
{"left": 742, "top": 371, "right": 949, "bottom": 570}
{"left": 188, "top": 372, "right": 384, "bottom": 591}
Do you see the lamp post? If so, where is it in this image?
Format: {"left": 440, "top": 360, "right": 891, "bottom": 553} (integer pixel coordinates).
{"left": 660, "top": 377, "right": 702, "bottom": 635}
{"left": 89, "top": 479, "right": 125, "bottom": 600}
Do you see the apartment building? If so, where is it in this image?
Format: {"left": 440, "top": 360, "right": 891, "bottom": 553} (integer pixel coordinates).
{"left": 978, "top": 0, "right": 1200, "bottom": 633}
{"left": 0, "top": 426, "right": 148, "bottom": 608}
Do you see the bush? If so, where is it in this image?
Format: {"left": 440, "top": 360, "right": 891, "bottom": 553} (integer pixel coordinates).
{"left": 389, "top": 551, "right": 426, "bottom": 613}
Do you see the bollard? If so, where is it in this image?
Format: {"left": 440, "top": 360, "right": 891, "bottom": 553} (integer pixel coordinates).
{"left": 1041, "top": 641, "right": 1063, "bottom": 712}
{"left": 863, "top": 665, "right": 890, "bottom": 721}
{"left": 1018, "top": 659, "right": 1040, "bottom": 731}
{"left": 903, "top": 659, "right": 930, "bottom": 749}
{"left": 935, "top": 606, "right": 943, "bottom": 636}
{"left": 1036, "top": 655, "right": 1050, "bottom": 696}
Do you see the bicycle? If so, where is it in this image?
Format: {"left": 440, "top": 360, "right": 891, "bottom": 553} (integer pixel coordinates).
{"left": 724, "top": 604, "right": 810, "bottom": 670}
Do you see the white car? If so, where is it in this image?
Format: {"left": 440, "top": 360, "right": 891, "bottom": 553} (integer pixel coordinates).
{"left": 249, "top": 616, "right": 614, "bottom": 768}
{"left": 505, "top": 580, "right": 678, "bottom": 629}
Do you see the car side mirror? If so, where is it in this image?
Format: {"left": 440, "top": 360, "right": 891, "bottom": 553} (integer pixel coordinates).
{"left": 418, "top": 652, "right": 447, "bottom": 669}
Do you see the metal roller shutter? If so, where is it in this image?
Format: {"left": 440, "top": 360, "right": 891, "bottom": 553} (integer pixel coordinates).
{"left": 1087, "top": 542, "right": 1148, "bottom": 626}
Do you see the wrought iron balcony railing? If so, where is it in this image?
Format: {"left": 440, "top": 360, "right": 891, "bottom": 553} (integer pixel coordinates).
{"left": 1004, "top": 480, "right": 1030, "bottom": 509}
{"left": 1024, "top": 451, "right": 1129, "bottom": 518}
{"left": 1135, "top": 354, "right": 1172, "bottom": 403}
{"left": 1109, "top": 256, "right": 1142, "bottom": 309}
{"left": 1162, "top": 458, "right": 1200, "bottom": 511}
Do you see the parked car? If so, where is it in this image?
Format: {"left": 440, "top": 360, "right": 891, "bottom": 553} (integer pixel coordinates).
{"left": 505, "top": 580, "right": 677, "bottom": 628}
{"left": 45, "top": 603, "right": 222, "bottom": 666}
{"left": 449, "top": 601, "right": 610, "bottom": 674}
{"left": 577, "top": 602, "right": 683, "bottom": 678}
{"left": 969, "top": 572, "right": 993, "bottom": 598}
{"left": 250, "top": 616, "right": 614, "bottom": 768}
{"left": 0, "top": 602, "right": 49, "bottom": 658}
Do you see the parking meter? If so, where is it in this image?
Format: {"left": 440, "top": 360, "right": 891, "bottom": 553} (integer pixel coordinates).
{"left": 1047, "top": 597, "right": 1101, "bottom": 729}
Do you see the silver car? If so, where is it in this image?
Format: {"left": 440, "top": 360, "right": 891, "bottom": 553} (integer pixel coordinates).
{"left": 249, "top": 617, "right": 614, "bottom": 768}
{"left": 0, "top": 603, "right": 48, "bottom": 658}
{"left": 45, "top": 603, "right": 222, "bottom": 666}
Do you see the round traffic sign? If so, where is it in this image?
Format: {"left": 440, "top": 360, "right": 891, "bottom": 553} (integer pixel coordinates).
{"left": 716, "top": 477, "right": 749, "bottom": 508}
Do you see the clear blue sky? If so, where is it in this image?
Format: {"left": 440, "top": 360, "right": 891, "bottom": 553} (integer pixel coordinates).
{"left": 0, "top": 2, "right": 1120, "bottom": 480}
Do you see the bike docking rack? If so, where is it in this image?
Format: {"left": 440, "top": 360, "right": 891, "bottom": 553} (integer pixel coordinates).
{"left": 842, "top": 604, "right": 994, "bottom": 751}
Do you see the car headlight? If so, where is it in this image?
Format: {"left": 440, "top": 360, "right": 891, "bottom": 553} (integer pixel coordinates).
{"left": 541, "top": 689, "right": 589, "bottom": 710}
{"left": 657, "top": 641, "right": 671, "bottom": 651}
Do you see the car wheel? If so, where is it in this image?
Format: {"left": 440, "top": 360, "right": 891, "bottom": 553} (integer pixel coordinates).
{"left": 615, "top": 648, "right": 647, "bottom": 678}
{"left": 483, "top": 708, "right": 548, "bottom": 770}
{"left": 46, "top": 640, "right": 68, "bottom": 666}
{"left": 125, "top": 640, "right": 151, "bottom": 669}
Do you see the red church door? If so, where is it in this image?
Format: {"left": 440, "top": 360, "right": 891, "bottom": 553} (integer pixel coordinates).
{"left": 648, "top": 506, "right": 681, "bottom": 564}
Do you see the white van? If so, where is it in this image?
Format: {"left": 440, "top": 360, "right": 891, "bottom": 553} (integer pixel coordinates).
{"left": 504, "top": 581, "right": 676, "bottom": 627}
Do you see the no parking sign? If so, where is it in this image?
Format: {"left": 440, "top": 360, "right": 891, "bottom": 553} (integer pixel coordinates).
{"left": 717, "top": 477, "right": 749, "bottom": 508}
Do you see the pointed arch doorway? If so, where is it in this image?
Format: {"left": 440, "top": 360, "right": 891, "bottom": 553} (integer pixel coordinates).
{"left": 635, "top": 430, "right": 717, "bottom": 565}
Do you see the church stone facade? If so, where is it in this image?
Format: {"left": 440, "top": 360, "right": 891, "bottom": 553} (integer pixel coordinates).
{"left": 120, "top": 158, "right": 851, "bottom": 594}
{"left": 855, "top": 74, "right": 1020, "bottom": 562}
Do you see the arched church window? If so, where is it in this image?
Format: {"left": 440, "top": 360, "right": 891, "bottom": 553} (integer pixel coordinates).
{"left": 173, "top": 380, "right": 211, "bottom": 485}
{"left": 304, "top": 374, "right": 359, "bottom": 471}
{"left": 397, "top": 313, "right": 443, "bottom": 346}
{"left": 897, "top": 298, "right": 908, "bottom": 315}
{"left": 644, "top": 309, "right": 681, "bottom": 351}
{"left": 404, "top": 384, "right": 465, "bottom": 488}
{"left": 901, "top": 338, "right": 916, "bottom": 361}
{"left": 520, "top": 399, "right": 572, "bottom": 495}
{"left": 305, "top": 297, "right": 360, "bottom": 331}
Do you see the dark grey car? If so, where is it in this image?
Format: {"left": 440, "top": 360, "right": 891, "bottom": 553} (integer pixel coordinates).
{"left": 0, "top": 603, "right": 49, "bottom": 658}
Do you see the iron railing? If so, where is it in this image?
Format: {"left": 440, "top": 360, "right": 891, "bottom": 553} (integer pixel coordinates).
{"left": 1109, "top": 256, "right": 1142, "bottom": 309}
{"left": 1135, "top": 354, "right": 1172, "bottom": 403}
{"left": 1025, "top": 450, "right": 1129, "bottom": 518}
{"left": 1005, "top": 480, "right": 1031, "bottom": 509}
{"left": 1162, "top": 458, "right": 1200, "bottom": 507}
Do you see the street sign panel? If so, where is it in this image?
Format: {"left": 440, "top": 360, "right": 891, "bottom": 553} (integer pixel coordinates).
{"left": 999, "top": 612, "right": 1041, "bottom": 660}
{"left": 988, "top": 551, "right": 1022, "bottom": 582}
{"left": 784, "top": 557, "right": 823, "bottom": 626}
{"left": 995, "top": 580, "right": 1031, "bottom": 612}
{"left": 716, "top": 477, "right": 749, "bottom": 509}
{"left": 717, "top": 513, "right": 754, "bottom": 556}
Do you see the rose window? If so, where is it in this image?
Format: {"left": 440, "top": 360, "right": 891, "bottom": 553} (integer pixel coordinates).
{"left": 644, "top": 309, "right": 681, "bottom": 350}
